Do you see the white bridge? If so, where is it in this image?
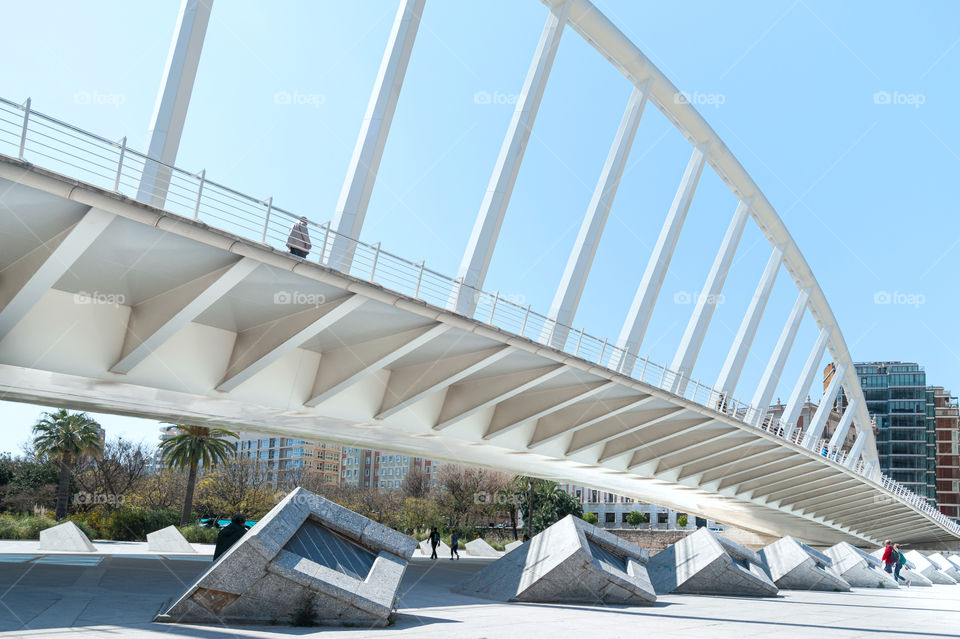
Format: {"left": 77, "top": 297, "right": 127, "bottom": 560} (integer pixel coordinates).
{"left": 0, "top": 0, "right": 957, "bottom": 545}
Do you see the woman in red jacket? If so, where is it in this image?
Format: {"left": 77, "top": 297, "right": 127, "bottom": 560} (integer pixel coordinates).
{"left": 880, "top": 539, "right": 896, "bottom": 573}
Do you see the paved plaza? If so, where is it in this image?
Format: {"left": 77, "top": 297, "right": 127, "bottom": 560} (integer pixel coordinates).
{"left": 0, "top": 552, "right": 958, "bottom": 638}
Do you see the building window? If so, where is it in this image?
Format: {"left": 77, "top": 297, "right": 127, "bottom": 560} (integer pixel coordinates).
{"left": 605, "top": 512, "right": 615, "bottom": 523}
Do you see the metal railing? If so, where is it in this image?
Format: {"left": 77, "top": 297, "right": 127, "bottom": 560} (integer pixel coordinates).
{"left": 1, "top": 95, "right": 957, "bottom": 536}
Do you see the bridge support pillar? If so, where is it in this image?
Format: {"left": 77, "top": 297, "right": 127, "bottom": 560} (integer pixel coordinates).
{"left": 326, "top": 0, "right": 426, "bottom": 271}
{"left": 541, "top": 84, "right": 649, "bottom": 349}
{"left": 715, "top": 246, "right": 783, "bottom": 400}
{"left": 609, "top": 143, "right": 709, "bottom": 374}
{"left": 450, "top": 0, "right": 571, "bottom": 316}
{"left": 781, "top": 327, "right": 832, "bottom": 440}
{"left": 803, "top": 365, "right": 848, "bottom": 451}
{"left": 137, "top": 0, "right": 213, "bottom": 208}
{"left": 747, "top": 288, "right": 809, "bottom": 426}
{"left": 669, "top": 200, "right": 750, "bottom": 394}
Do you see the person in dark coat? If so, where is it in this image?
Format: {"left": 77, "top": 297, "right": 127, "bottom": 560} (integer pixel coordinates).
{"left": 213, "top": 513, "right": 247, "bottom": 560}
{"left": 429, "top": 527, "right": 440, "bottom": 560}
{"left": 286, "top": 216, "right": 312, "bottom": 258}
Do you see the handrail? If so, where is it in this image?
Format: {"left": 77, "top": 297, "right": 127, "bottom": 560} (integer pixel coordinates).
{"left": 0, "top": 95, "right": 956, "bottom": 536}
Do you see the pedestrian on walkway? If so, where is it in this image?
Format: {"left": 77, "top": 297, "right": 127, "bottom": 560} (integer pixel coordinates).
{"left": 450, "top": 531, "right": 460, "bottom": 560}
{"left": 213, "top": 513, "right": 247, "bottom": 560}
{"left": 881, "top": 539, "right": 896, "bottom": 575}
{"left": 286, "top": 216, "right": 312, "bottom": 258}
{"left": 893, "top": 543, "right": 911, "bottom": 587}
{"left": 429, "top": 527, "right": 440, "bottom": 560}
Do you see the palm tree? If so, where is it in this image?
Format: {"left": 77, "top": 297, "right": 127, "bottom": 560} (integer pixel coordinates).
{"left": 159, "top": 425, "right": 237, "bottom": 526}
{"left": 32, "top": 409, "right": 104, "bottom": 519}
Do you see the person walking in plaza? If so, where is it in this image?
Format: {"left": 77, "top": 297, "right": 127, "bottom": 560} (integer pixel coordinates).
{"left": 286, "top": 215, "right": 312, "bottom": 258}
{"left": 893, "top": 543, "right": 911, "bottom": 587}
{"left": 450, "top": 531, "right": 460, "bottom": 560}
{"left": 429, "top": 527, "right": 440, "bottom": 560}
{"left": 880, "top": 539, "right": 896, "bottom": 575}
{"left": 213, "top": 513, "right": 247, "bottom": 560}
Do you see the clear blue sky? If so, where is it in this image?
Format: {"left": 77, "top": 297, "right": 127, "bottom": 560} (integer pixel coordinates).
{"left": 1, "top": 1, "right": 958, "bottom": 454}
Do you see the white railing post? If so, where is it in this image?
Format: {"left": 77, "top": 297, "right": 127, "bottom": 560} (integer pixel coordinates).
{"left": 370, "top": 242, "right": 382, "bottom": 279}
{"left": 488, "top": 291, "right": 500, "bottom": 324}
{"left": 414, "top": 261, "right": 425, "bottom": 298}
{"left": 321, "top": 223, "right": 331, "bottom": 264}
{"left": 114, "top": 136, "right": 126, "bottom": 191}
{"left": 193, "top": 169, "right": 206, "bottom": 220}
{"left": 598, "top": 338, "right": 608, "bottom": 364}
{"left": 639, "top": 358, "right": 648, "bottom": 382}
{"left": 520, "top": 305, "right": 531, "bottom": 336}
{"left": 18, "top": 97, "right": 31, "bottom": 160}
{"left": 261, "top": 197, "right": 273, "bottom": 242}
{"left": 574, "top": 328, "right": 584, "bottom": 356}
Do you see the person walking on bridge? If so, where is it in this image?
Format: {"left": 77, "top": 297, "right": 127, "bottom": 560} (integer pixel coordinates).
{"left": 286, "top": 216, "right": 312, "bottom": 258}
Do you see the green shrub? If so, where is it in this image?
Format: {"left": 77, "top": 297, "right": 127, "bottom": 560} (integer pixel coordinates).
{"left": 0, "top": 513, "right": 85, "bottom": 540}
{"left": 625, "top": 510, "right": 645, "bottom": 526}
{"left": 180, "top": 523, "right": 219, "bottom": 544}
{"left": 93, "top": 507, "right": 180, "bottom": 541}
{"left": 582, "top": 512, "right": 599, "bottom": 525}
{"left": 677, "top": 514, "right": 688, "bottom": 528}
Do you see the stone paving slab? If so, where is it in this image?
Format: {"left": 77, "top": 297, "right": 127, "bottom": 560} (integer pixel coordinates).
{"left": 2, "top": 554, "right": 960, "bottom": 638}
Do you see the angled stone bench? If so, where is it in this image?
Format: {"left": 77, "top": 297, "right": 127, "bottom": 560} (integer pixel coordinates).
{"left": 824, "top": 543, "right": 898, "bottom": 588}
{"left": 646, "top": 527, "right": 778, "bottom": 597}
{"left": 760, "top": 536, "right": 850, "bottom": 591}
{"left": 454, "top": 515, "right": 655, "bottom": 605}
{"left": 156, "top": 487, "right": 416, "bottom": 626}
{"left": 903, "top": 550, "right": 956, "bottom": 584}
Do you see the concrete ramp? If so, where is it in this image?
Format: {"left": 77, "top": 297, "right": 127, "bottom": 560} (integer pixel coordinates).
{"left": 38, "top": 522, "right": 95, "bottom": 552}
{"left": 454, "top": 515, "right": 655, "bottom": 605}
{"left": 760, "top": 536, "right": 850, "bottom": 591}
{"left": 825, "top": 543, "right": 898, "bottom": 588}
{"left": 147, "top": 525, "right": 196, "bottom": 553}
{"left": 465, "top": 538, "right": 502, "bottom": 557}
{"left": 646, "top": 528, "right": 778, "bottom": 597}
{"left": 904, "top": 550, "right": 957, "bottom": 584}
{"left": 928, "top": 553, "right": 960, "bottom": 580}
{"left": 156, "top": 488, "right": 416, "bottom": 626}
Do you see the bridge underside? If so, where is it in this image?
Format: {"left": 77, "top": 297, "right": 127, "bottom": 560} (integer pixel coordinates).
{"left": 0, "top": 157, "right": 955, "bottom": 546}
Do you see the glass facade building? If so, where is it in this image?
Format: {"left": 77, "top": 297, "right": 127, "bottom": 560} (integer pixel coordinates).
{"left": 840, "top": 362, "right": 937, "bottom": 504}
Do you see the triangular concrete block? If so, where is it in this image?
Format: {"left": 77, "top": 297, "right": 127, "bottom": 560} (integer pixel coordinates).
{"left": 928, "top": 553, "right": 960, "bottom": 580}
{"left": 147, "top": 525, "right": 196, "bottom": 553}
{"left": 903, "top": 550, "right": 955, "bottom": 584}
{"left": 38, "top": 521, "right": 95, "bottom": 552}
{"left": 824, "top": 543, "right": 898, "bottom": 588}
{"left": 505, "top": 540, "right": 524, "bottom": 553}
{"left": 418, "top": 537, "right": 450, "bottom": 557}
{"left": 647, "top": 527, "right": 778, "bottom": 596}
{"left": 760, "top": 536, "right": 850, "bottom": 591}
{"left": 156, "top": 488, "right": 417, "bottom": 626}
{"left": 868, "top": 549, "right": 932, "bottom": 586}
{"left": 454, "top": 515, "right": 655, "bottom": 605}
{"left": 465, "top": 538, "right": 502, "bottom": 557}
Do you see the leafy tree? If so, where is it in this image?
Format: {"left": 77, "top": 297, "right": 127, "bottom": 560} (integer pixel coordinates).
{"left": 196, "top": 457, "right": 276, "bottom": 519}
{"left": 74, "top": 438, "right": 150, "bottom": 512}
{"left": 32, "top": 410, "right": 103, "bottom": 519}
{"left": 158, "top": 425, "right": 237, "bottom": 526}
{"left": 514, "top": 477, "right": 583, "bottom": 535}
{"left": 401, "top": 466, "right": 430, "bottom": 499}
{"left": 677, "top": 514, "right": 688, "bottom": 528}
{"left": 625, "top": 510, "right": 644, "bottom": 526}
{"left": 582, "top": 512, "right": 599, "bottom": 524}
